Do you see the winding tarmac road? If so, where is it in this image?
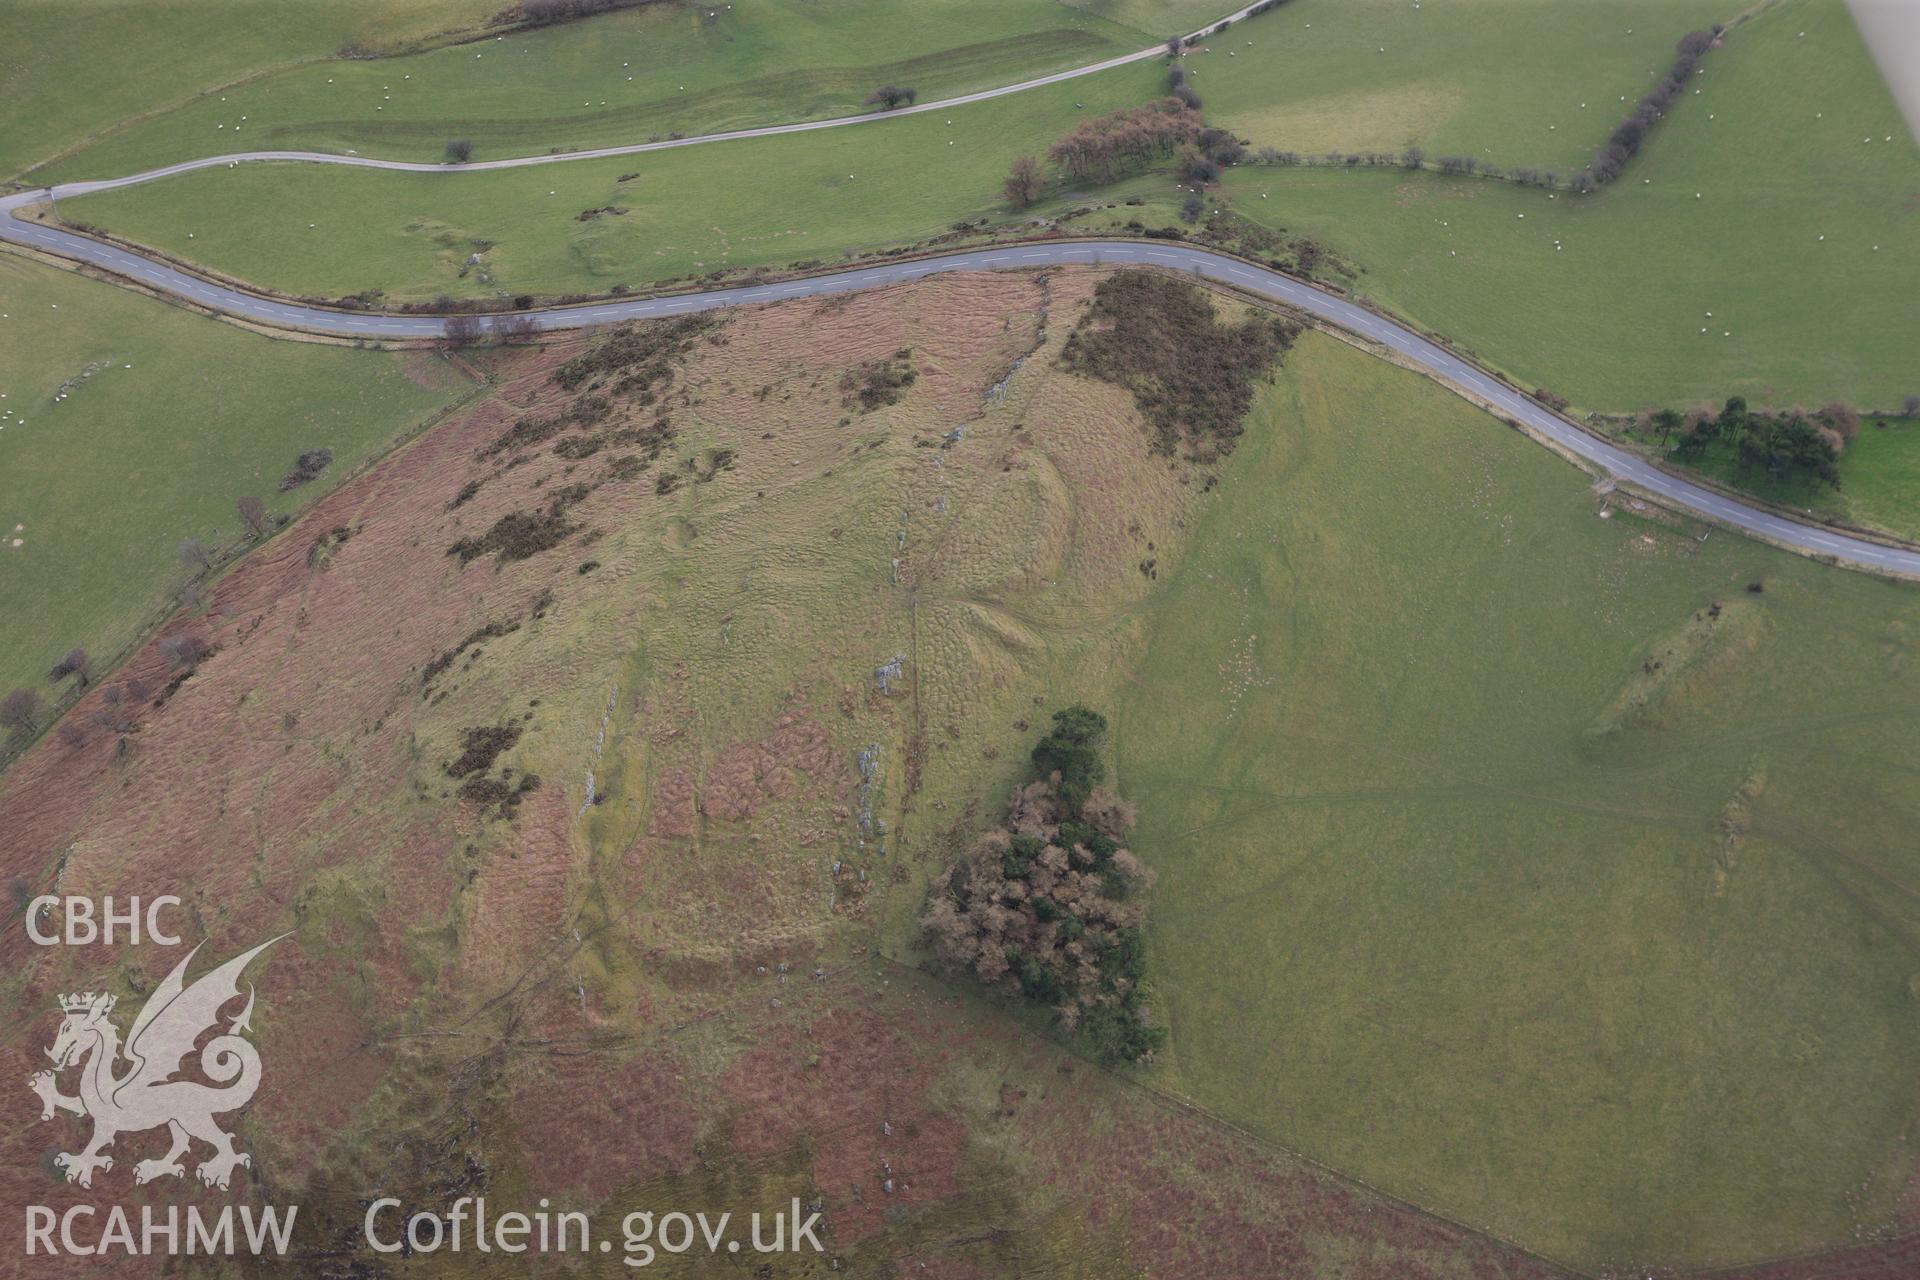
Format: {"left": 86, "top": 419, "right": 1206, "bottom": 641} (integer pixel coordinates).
{"left": 6, "top": 205, "right": 1911, "bottom": 578}
{"left": 1, "top": 0, "right": 1913, "bottom": 579}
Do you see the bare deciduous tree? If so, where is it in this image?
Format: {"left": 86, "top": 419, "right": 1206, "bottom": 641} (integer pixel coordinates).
{"left": 444, "top": 138, "right": 474, "bottom": 164}
{"left": 1, "top": 687, "right": 44, "bottom": 735}
{"left": 179, "top": 535, "right": 212, "bottom": 572}
{"left": 493, "top": 313, "right": 541, "bottom": 344}
{"left": 237, "top": 495, "right": 271, "bottom": 538}
{"left": 440, "top": 313, "right": 486, "bottom": 350}
{"left": 1002, "top": 155, "right": 1044, "bottom": 208}
{"left": 91, "top": 684, "right": 135, "bottom": 735}
{"left": 161, "top": 633, "right": 213, "bottom": 673}
{"left": 1819, "top": 401, "right": 1860, "bottom": 445}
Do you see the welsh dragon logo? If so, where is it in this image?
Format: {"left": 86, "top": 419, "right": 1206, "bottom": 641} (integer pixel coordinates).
{"left": 28, "top": 936, "right": 283, "bottom": 1191}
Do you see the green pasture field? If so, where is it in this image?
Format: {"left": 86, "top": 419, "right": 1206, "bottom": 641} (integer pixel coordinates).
{"left": 1063, "top": 0, "right": 1244, "bottom": 38}
{"left": 1181, "top": 0, "right": 1918, "bottom": 419}
{"left": 0, "top": 0, "right": 499, "bottom": 180}
{"left": 1115, "top": 330, "right": 1920, "bottom": 1268}
{"left": 29, "top": 0, "right": 1162, "bottom": 182}
{"left": 1187, "top": 0, "right": 1738, "bottom": 172}
{"left": 0, "top": 256, "right": 469, "bottom": 706}
{"left": 54, "top": 60, "right": 1165, "bottom": 302}
{"left": 60, "top": 0, "right": 1912, "bottom": 421}
{"left": 1837, "top": 416, "right": 1920, "bottom": 539}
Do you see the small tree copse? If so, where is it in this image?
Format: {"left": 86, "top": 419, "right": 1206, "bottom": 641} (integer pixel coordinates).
{"left": 924, "top": 705, "right": 1163, "bottom": 1064}
{"left": 1665, "top": 394, "right": 1843, "bottom": 487}
{"left": 279, "top": 446, "right": 334, "bottom": 492}
{"left": 1002, "top": 154, "right": 1044, "bottom": 208}
{"left": 1048, "top": 99, "right": 1202, "bottom": 183}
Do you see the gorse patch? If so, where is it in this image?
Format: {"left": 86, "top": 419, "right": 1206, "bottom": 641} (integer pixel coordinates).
{"left": 445, "top": 724, "right": 520, "bottom": 779}
{"left": 550, "top": 315, "right": 721, "bottom": 400}
{"left": 1061, "top": 272, "right": 1298, "bottom": 459}
{"left": 447, "top": 508, "right": 578, "bottom": 564}
{"left": 444, "top": 723, "right": 540, "bottom": 820}
{"left": 841, "top": 349, "right": 918, "bottom": 412}
{"left": 278, "top": 446, "right": 334, "bottom": 492}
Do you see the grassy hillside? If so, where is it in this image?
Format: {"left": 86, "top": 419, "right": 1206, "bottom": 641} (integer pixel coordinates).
{"left": 1117, "top": 331, "right": 1920, "bottom": 1268}
{"left": 0, "top": 0, "right": 499, "bottom": 180}
{"left": 0, "top": 256, "right": 470, "bottom": 707}
{"left": 30, "top": 0, "right": 1159, "bottom": 181}
{"left": 1189, "top": 0, "right": 1738, "bottom": 171}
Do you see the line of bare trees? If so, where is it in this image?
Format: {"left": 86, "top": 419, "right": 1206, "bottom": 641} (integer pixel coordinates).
{"left": 439, "top": 312, "right": 542, "bottom": 350}
{"left": 1572, "top": 27, "right": 1720, "bottom": 192}
{"left": 9, "top": 627, "right": 213, "bottom": 754}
